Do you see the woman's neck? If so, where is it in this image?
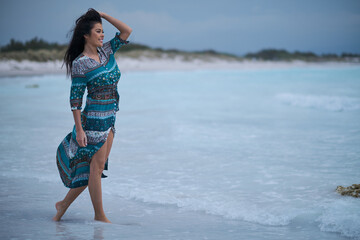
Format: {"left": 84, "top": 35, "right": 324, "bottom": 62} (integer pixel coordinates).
{"left": 83, "top": 43, "right": 98, "bottom": 56}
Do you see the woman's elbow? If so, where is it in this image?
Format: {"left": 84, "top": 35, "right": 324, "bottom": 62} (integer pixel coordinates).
{"left": 121, "top": 28, "right": 132, "bottom": 40}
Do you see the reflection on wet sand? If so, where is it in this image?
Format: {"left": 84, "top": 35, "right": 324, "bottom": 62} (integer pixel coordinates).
{"left": 55, "top": 221, "right": 104, "bottom": 240}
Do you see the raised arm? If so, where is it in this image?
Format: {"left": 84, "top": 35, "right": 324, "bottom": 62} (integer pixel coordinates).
{"left": 99, "top": 12, "right": 132, "bottom": 41}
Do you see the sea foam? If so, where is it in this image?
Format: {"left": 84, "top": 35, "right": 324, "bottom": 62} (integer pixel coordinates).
{"left": 276, "top": 93, "right": 360, "bottom": 111}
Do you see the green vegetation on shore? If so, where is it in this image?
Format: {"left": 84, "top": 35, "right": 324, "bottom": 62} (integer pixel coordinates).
{"left": 1, "top": 37, "right": 359, "bottom": 62}
{"left": 244, "top": 49, "right": 359, "bottom": 62}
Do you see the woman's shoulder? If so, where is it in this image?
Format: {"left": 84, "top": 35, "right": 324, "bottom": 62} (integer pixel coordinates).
{"left": 72, "top": 54, "right": 101, "bottom": 76}
{"left": 71, "top": 56, "right": 88, "bottom": 77}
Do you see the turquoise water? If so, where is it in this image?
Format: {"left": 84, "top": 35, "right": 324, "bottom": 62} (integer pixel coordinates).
{"left": 0, "top": 66, "right": 359, "bottom": 239}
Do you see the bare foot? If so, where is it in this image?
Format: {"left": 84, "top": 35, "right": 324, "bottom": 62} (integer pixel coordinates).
{"left": 94, "top": 216, "right": 112, "bottom": 223}
{"left": 52, "top": 201, "right": 68, "bottom": 221}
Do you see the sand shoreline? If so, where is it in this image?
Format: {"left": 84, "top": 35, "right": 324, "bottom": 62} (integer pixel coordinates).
{"left": 0, "top": 57, "right": 359, "bottom": 78}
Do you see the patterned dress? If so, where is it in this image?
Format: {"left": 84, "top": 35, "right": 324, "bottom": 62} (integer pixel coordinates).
{"left": 56, "top": 32, "right": 129, "bottom": 188}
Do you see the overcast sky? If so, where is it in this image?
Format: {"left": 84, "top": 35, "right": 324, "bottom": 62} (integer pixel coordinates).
{"left": 0, "top": 0, "right": 359, "bottom": 56}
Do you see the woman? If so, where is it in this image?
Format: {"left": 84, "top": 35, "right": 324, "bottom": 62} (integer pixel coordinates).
{"left": 53, "top": 8, "right": 132, "bottom": 223}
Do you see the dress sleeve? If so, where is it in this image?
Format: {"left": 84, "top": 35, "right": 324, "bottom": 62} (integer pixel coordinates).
{"left": 69, "top": 61, "right": 87, "bottom": 111}
{"left": 110, "top": 32, "right": 129, "bottom": 53}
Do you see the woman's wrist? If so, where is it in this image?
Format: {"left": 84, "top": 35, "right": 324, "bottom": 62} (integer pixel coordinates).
{"left": 75, "top": 126, "right": 84, "bottom": 132}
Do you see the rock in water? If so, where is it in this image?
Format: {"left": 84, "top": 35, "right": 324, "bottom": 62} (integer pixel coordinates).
{"left": 25, "top": 84, "right": 39, "bottom": 88}
{"left": 336, "top": 184, "right": 360, "bottom": 198}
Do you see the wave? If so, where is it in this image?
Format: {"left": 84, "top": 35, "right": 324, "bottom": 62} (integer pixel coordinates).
{"left": 276, "top": 93, "right": 360, "bottom": 111}
{"left": 105, "top": 183, "right": 304, "bottom": 226}
{"left": 317, "top": 198, "right": 360, "bottom": 239}
{"left": 104, "top": 182, "right": 360, "bottom": 239}
{"left": 14, "top": 169, "right": 359, "bottom": 238}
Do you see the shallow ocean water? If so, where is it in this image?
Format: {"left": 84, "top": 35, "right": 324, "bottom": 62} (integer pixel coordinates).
{"left": 0, "top": 65, "right": 359, "bottom": 239}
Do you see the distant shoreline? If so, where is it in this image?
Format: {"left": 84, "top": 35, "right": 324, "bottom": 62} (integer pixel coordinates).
{"left": 1, "top": 57, "right": 359, "bottom": 78}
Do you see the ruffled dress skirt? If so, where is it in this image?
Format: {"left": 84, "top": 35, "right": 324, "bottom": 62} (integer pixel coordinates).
{"left": 56, "top": 116, "right": 115, "bottom": 188}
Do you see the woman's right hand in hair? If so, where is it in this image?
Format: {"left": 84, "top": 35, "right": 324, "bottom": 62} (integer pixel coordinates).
{"left": 76, "top": 128, "right": 87, "bottom": 147}
{"left": 98, "top": 11, "right": 106, "bottom": 18}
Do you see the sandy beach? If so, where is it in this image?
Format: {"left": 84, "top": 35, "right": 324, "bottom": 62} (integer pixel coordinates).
{"left": 1, "top": 57, "right": 359, "bottom": 77}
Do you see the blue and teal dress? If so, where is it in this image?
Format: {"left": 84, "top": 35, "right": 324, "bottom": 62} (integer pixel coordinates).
{"left": 56, "top": 32, "right": 129, "bottom": 188}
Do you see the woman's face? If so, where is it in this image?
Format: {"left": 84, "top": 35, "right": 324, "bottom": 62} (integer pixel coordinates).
{"left": 84, "top": 23, "right": 104, "bottom": 48}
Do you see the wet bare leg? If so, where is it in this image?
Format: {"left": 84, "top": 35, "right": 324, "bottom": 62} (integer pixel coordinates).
{"left": 53, "top": 185, "right": 87, "bottom": 221}
{"left": 105, "top": 129, "right": 114, "bottom": 163}
{"left": 88, "top": 133, "right": 112, "bottom": 223}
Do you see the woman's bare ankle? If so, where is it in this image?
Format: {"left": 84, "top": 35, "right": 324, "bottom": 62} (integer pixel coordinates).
{"left": 52, "top": 201, "right": 68, "bottom": 221}
{"left": 94, "top": 214, "right": 111, "bottom": 223}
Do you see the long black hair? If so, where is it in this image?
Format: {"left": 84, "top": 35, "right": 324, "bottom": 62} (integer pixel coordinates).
{"left": 63, "top": 8, "right": 102, "bottom": 77}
